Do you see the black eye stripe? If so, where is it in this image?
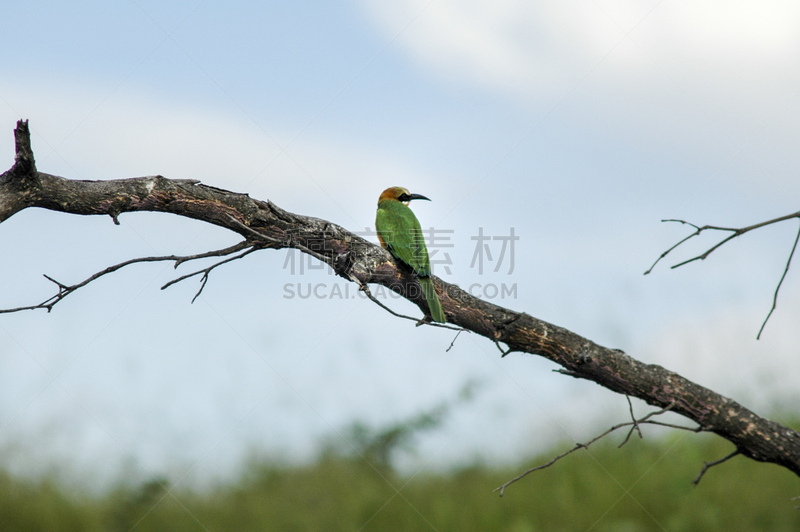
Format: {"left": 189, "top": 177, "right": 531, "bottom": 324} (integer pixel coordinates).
{"left": 398, "top": 193, "right": 410, "bottom": 202}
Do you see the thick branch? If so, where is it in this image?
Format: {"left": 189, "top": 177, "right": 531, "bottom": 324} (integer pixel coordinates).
{"left": 2, "top": 121, "right": 800, "bottom": 485}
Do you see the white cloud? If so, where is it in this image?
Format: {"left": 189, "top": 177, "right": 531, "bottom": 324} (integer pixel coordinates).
{"left": 357, "top": 0, "right": 800, "bottom": 193}
{"left": 359, "top": 0, "right": 616, "bottom": 97}
{"left": 359, "top": 0, "right": 800, "bottom": 99}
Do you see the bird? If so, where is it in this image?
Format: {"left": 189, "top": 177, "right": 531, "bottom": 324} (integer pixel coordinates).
{"left": 375, "top": 186, "right": 446, "bottom": 323}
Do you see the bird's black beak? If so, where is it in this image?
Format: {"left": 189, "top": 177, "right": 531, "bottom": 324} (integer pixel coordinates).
{"left": 406, "top": 193, "right": 431, "bottom": 202}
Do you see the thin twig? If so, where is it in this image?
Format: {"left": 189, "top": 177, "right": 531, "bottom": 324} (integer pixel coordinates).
{"left": 444, "top": 331, "right": 461, "bottom": 353}
{"left": 644, "top": 221, "right": 703, "bottom": 275}
{"left": 645, "top": 211, "right": 800, "bottom": 275}
{"left": 619, "top": 395, "right": 643, "bottom": 448}
{"left": 494, "top": 401, "right": 684, "bottom": 496}
{"left": 350, "top": 275, "right": 418, "bottom": 322}
{"left": 161, "top": 246, "right": 261, "bottom": 302}
{"left": 646, "top": 211, "right": 800, "bottom": 339}
{"left": 494, "top": 340, "right": 515, "bottom": 357}
{"left": 640, "top": 420, "right": 703, "bottom": 431}
{"left": 446, "top": 329, "right": 464, "bottom": 352}
{"left": 758, "top": 220, "right": 800, "bottom": 339}
{"left": 349, "top": 275, "right": 462, "bottom": 331}
{"left": 0, "top": 242, "right": 252, "bottom": 314}
{"left": 692, "top": 449, "right": 740, "bottom": 486}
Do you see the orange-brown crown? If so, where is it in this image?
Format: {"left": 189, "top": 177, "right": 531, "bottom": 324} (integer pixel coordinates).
{"left": 378, "top": 186, "right": 410, "bottom": 203}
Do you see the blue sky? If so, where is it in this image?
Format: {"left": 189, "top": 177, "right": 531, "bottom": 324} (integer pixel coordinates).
{"left": 1, "top": 1, "right": 800, "bottom": 488}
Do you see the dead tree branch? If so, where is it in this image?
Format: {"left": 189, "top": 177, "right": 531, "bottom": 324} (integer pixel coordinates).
{"left": 620, "top": 394, "right": 644, "bottom": 447}
{"left": 760, "top": 222, "right": 800, "bottom": 338}
{"left": 160, "top": 245, "right": 262, "bottom": 303}
{"left": 645, "top": 214, "right": 800, "bottom": 338}
{"left": 494, "top": 401, "right": 703, "bottom": 496}
{"left": 0, "top": 241, "right": 255, "bottom": 314}
{"left": 2, "top": 120, "right": 800, "bottom": 491}
{"left": 692, "top": 449, "right": 741, "bottom": 486}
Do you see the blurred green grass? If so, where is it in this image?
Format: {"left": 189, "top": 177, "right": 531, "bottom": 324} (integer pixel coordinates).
{"left": 2, "top": 429, "right": 799, "bottom": 532}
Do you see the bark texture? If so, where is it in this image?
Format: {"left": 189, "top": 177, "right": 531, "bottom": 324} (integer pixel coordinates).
{"left": 3, "top": 120, "right": 799, "bottom": 478}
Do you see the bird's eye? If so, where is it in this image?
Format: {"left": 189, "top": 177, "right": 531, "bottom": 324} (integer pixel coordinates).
{"left": 398, "top": 193, "right": 410, "bottom": 202}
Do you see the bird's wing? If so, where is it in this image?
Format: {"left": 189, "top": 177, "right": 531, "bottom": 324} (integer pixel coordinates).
{"left": 376, "top": 204, "right": 431, "bottom": 277}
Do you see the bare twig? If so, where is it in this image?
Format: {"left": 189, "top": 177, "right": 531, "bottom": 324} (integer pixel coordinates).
{"left": 758, "top": 220, "right": 800, "bottom": 339}
{"left": 692, "top": 449, "right": 740, "bottom": 486}
{"left": 348, "top": 274, "right": 462, "bottom": 331}
{"left": 646, "top": 212, "right": 800, "bottom": 338}
{"left": 446, "top": 329, "right": 464, "bottom": 352}
{"left": 160, "top": 246, "right": 261, "bottom": 303}
{"left": 359, "top": 281, "right": 417, "bottom": 322}
{"left": 494, "top": 340, "right": 515, "bottom": 357}
{"left": 645, "top": 211, "right": 800, "bottom": 274}
{"left": 644, "top": 220, "right": 704, "bottom": 275}
{"left": 619, "top": 395, "right": 643, "bottom": 448}
{"left": 494, "top": 401, "right": 690, "bottom": 496}
{"left": 0, "top": 242, "right": 253, "bottom": 314}
{"left": 639, "top": 420, "right": 704, "bottom": 431}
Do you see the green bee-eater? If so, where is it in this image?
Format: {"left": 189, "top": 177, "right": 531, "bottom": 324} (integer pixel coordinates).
{"left": 375, "top": 186, "right": 446, "bottom": 323}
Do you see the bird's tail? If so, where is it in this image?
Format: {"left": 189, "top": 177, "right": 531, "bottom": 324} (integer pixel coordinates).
{"left": 420, "top": 276, "right": 446, "bottom": 323}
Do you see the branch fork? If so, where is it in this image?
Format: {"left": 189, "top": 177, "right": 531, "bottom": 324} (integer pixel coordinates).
{"left": 646, "top": 214, "right": 800, "bottom": 338}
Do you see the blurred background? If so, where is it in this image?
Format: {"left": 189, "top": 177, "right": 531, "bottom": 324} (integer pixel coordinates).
{"left": 1, "top": 1, "right": 800, "bottom": 529}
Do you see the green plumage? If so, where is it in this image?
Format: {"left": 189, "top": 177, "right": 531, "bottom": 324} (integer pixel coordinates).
{"left": 418, "top": 276, "right": 445, "bottom": 324}
{"left": 376, "top": 199, "right": 446, "bottom": 323}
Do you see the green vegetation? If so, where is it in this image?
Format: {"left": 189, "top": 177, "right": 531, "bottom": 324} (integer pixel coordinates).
{"left": 1, "top": 430, "right": 799, "bottom": 532}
